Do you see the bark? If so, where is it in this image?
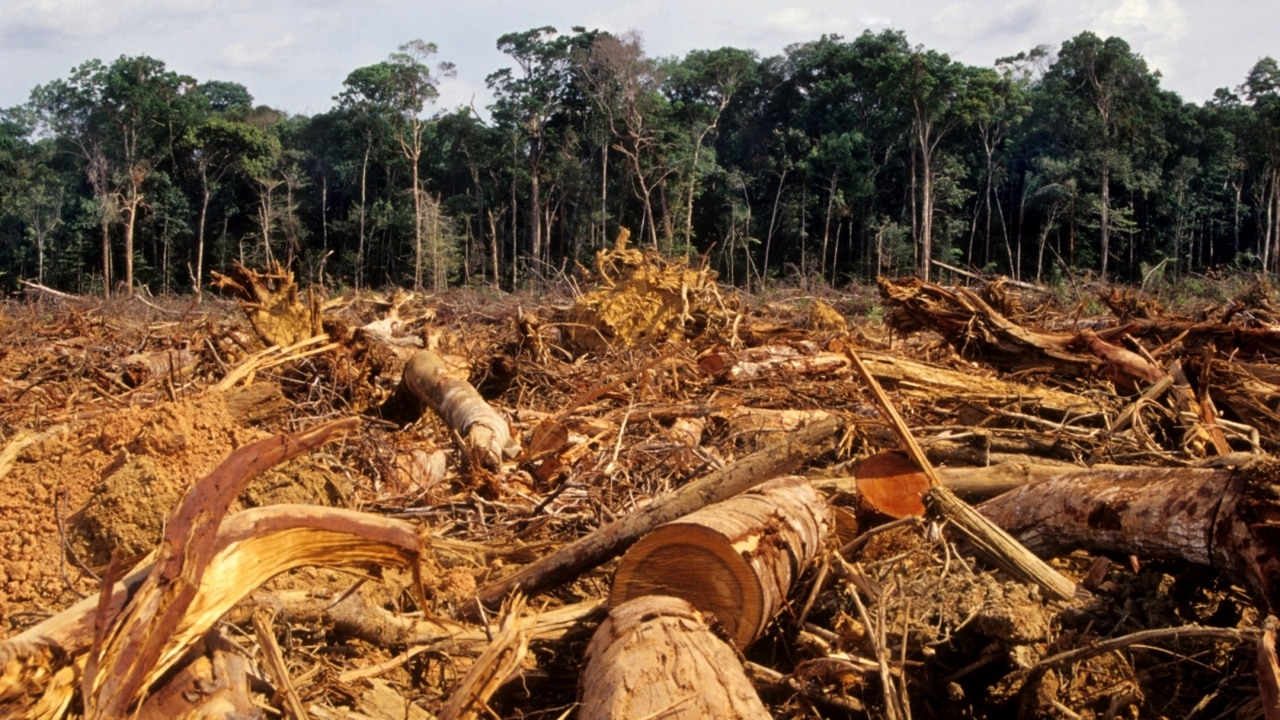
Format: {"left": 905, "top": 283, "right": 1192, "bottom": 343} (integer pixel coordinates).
{"left": 401, "top": 350, "right": 520, "bottom": 470}
{"left": 579, "top": 595, "right": 771, "bottom": 720}
{"left": 977, "top": 459, "right": 1280, "bottom": 612}
{"left": 469, "top": 414, "right": 842, "bottom": 615}
{"left": 610, "top": 475, "right": 831, "bottom": 649}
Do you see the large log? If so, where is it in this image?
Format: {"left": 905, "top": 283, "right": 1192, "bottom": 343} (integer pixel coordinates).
{"left": 402, "top": 349, "right": 520, "bottom": 470}
{"left": 977, "top": 459, "right": 1280, "bottom": 612}
{"left": 610, "top": 475, "right": 831, "bottom": 649}
{"left": 469, "top": 415, "right": 842, "bottom": 615}
{"left": 579, "top": 595, "right": 771, "bottom": 720}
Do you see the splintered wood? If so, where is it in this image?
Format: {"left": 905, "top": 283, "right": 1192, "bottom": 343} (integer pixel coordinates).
{"left": 7, "top": 267, "right": 1280, "bottom": 719}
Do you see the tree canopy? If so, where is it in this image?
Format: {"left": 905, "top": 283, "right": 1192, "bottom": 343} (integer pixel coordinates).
{"left": 1, "top": 28, "right": 1278, "bottom": 296}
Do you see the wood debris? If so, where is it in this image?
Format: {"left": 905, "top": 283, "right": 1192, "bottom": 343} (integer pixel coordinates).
{"left": 2, "top": 266, "right": 1280, "bottom": 718}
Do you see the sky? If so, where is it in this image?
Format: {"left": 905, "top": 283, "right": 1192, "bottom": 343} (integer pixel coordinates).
{"left": 1, "top": 0, "right": 1274, "bottom": 119}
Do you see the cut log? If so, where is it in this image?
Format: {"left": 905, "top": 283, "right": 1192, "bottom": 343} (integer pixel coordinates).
{"left": 853, "top": 450, "right": 932, "bottom": 518}
{"left": 469, "top": 415, "right": 842, "bottom": 615}
{"left": 977, "top": 459, "right": 1280, "bottom": 612}
{"left": 402, "top": 349, "right": 519, "bottom": 470}
{"left": 579, "top": 595, "right": 771, "bottom": 720}
{"left": 610, "top": 475, "right": 831, "bottom": 649}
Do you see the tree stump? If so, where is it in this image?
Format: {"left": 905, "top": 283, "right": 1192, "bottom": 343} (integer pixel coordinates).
{"left": 609, "top": 475, "right": 831, "bottom": 649}
{"left": 579, "top": 595, "right": 770, "bottom": 720}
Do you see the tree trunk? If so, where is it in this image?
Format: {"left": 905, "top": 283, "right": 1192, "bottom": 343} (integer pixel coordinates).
{"left": 579, "top": 595, "right": 771, "bottom": 720}
{"left": 357, "top": 143, "right": 370, "bottom": 290}
{"left": 469, "top": 415, "right": 842, "bottom": 615}
{"left": 919, "top": 121, "right": 934, "bottom": 282}
{"left": 1100, "top": 159, "right": 1112, "bottom": 280}
{"left": 977, "top": 460, "right": 1280, "bottom": 613}
{"left": 194, "top": 173, "right": 209, "bottom": 299}
{"left": 401, "top": 350, "right": 519, "bottom": 470}
{"left": 610, "top": 475, "right": 831, "bottom": 649}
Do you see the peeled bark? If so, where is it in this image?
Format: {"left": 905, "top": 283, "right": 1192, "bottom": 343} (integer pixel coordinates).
{"left": 610, "top": 475, "right": 831, "bottom": 649}
{"left": 402, "top": 350, "right": 519, "bottom": 470}
{"left": 579, "top": 595, "right": 771, "bottom": 720}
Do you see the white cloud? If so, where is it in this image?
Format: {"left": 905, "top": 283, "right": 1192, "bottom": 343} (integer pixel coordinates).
{"left": 763, "top": 7, "right": 853, "bottom": 38}
{"left": 219, "top": 33, "right": 301, "bottom": 71}
{"left": 1092, "top": 0, "right": 1189, "bottom": 42}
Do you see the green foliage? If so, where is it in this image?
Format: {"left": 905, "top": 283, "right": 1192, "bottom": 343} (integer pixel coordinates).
{"left": 1, "top": 28, "right": 1278, "bottom": 297}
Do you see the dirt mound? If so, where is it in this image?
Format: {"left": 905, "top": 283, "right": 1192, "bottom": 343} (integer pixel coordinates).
{"left": 0, "top": 392, "right": 263, "bottom": 620}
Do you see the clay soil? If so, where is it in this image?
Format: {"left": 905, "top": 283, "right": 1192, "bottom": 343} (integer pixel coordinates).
{"left": 0, "top": 270, "right": 1271, "bottom": 719}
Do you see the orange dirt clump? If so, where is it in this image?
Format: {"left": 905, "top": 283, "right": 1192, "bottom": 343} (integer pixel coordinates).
{"left": 0, "top": 392, "right": 264, "bottom": 622}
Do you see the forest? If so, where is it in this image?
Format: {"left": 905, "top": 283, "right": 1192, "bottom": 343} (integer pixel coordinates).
{"left": 1, "top": 26, "right": 1279, "bottom": 296}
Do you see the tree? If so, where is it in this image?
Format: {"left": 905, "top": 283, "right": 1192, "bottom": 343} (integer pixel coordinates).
{"left": 338, "top": 41, "right": 453, "bottom": 289}
{"left": 181, "top": 115, "right": 274, "bottom": 296}
{"left": 581, "top": 31, "right": 671, "bottom": 251}
{"left": 888, "top": 48, "right": 979, "bottom": 281}
{"left": 1039, "top": 33, "right": 1166, "bottom": 279}
{"left": 1243, "top": 57, "right": 1280, "bottom": 272}
{"left": 968, "top": 66, "right": 1029, "bottom": 274}
{"left": 30, "top": 55, "right": 199, "bottom": 296}
{"left": 665, "top": 47, "right": 757, "bottom": 253}
{"left": 488, "top": 26, "right": 598, "bottom": 280}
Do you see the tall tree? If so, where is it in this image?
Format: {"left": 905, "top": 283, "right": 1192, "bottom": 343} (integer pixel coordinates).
{"left": 488, "top": 26, "right": 597, "bottom": 279}
{"left": 666, "top": 47, "right": 757, "bottom": 252}
{"left": 338, "top": 41, "right": 453, "bottom": 289}
{"left": 1040, "top": 33, "right": 1165, "bottom": 279}
{"left": 888, "top": 48, "right": 978, "bottom": 280}
{"left": 30, "top": 56, "right": 198, "bottom": 295}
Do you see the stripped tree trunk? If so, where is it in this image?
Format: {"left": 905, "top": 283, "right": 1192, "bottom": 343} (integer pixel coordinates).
{"left": 402, "top": 350, "right": 519, "bottom": 470}
{"left": 610, "top": 475, "right": 831, "bottom": 649}
{"left": 579, "top": 595, "right": 771, "bottom": 720}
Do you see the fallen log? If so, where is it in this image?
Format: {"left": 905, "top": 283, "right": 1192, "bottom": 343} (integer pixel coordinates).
{"left": 610, "top": 475, "right": 831, "bottom": 649}
{"left": 699, "top": 343, "right": 1105, "bottom": 420}
{"left": 579, "top": 595, "right": 771, "bottom": 720}
{"left": 815, "top": 455, "right": 1103, "bottom": 508}
{"left": 878, "top": 276, "right": 1166, "bottom": 390}
{"left": 469, "top": 414, "right": 843, "bottom": 615}
{"left": 402, "top": 349, "right": 520, "bottom": 470}
{"left": 977, "top": 459, "right": 1280, "bottom": 612}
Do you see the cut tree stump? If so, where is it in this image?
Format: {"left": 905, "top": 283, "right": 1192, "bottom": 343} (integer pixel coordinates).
{"left": 579, "top": 595, "right": 771, "bottom": 720}
{"left": 609, "top": 475, "right": 831, "bottom": 649}
{"left": 977, "top": 458, "right": 1280, "bottom": 612}
{"left": 402, "top": 349, "right": 520, "bottom": 470}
